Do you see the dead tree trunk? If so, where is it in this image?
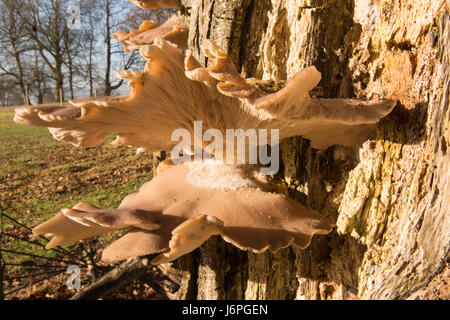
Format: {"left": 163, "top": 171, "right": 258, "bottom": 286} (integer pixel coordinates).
{"left": 167, "top": 0, "right": 449, "bottom": 300}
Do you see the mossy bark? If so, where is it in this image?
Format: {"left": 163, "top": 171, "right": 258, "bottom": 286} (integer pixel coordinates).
{"left": 171, "top": 0, "right": 449, "bottom": 300}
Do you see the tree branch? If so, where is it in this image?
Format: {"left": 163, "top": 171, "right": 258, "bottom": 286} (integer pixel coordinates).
{"left": 69, "top": 256, "right": 155, "bottom": 300}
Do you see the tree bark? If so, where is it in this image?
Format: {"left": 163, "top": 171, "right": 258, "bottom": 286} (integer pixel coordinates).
{"left": 24, "top": 0, "right": 67, "bottom": 103}
{"left": 171, "top": 0, "right": 449, "bottom": 300}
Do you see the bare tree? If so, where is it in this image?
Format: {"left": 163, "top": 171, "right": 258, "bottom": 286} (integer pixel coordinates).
{"left": 21, "top": 0, "right": 69, "bottom": 102}
{"left": 63, "top": 26, "right": 81, "bottom": 100}
{"left": 0, "top": 0, "right": 31, "bottom": 105}
{"left": 30, "top": 50, "right": 52, "bottom": 105}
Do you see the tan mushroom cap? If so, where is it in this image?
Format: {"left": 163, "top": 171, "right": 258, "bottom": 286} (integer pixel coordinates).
{"left": 14, "top": 37, "right": 396, "bottom": 154}
{"left": 32, "top": 162, "right": 335, "bottom": 264}
{"left": 151, "top": 214, "right": 224, "bottom": 264}
{"left": 113, "top": 14, "right": 188, "bottom": 51}
{"left": 128, "top": 0, "right": 179, "bottom": 10}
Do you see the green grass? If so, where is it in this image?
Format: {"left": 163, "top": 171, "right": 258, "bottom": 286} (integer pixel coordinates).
{"left": 0, "top": 106, "right": 155, "bottom": 287}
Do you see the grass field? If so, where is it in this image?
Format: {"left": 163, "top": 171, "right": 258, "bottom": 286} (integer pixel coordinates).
{"left": 0, "top": 106, "right": 157, "bottom": 298}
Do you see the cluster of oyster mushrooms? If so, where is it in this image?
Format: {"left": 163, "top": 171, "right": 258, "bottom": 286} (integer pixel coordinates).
{"left": 13, "top": 0, "right": 396, "bottom": 264}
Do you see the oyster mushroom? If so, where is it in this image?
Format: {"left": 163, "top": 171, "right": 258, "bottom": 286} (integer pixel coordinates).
{"left": 113, "top": 13, "right": 188, "bottom": 51}
{"left": 14, "top": 36, "right": 396, "bottom": 264}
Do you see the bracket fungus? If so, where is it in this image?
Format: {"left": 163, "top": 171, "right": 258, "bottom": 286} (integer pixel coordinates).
{"left": 14, "top": 19, "right": 396, "bottom": 264}
{"left": 32, "top": 163, "right": 334, "bottom": 263}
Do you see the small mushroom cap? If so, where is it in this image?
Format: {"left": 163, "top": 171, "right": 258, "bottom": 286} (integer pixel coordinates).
{"left": 111, "top": 30, "right": 130, "bottom": 43}
{"left": 185, "top": 39, "right": 397, "bottom": 149}
{"left": 156, "top": 157, "right": 177, "bottom": 174}
{"left": 113, "top": 14, "right": 188, "bottom": 51}
{"left": 128, "top": 0, "right": 179, "bottom": 10}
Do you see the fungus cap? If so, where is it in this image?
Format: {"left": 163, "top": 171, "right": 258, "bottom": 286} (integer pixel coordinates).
{"left": 33, "top": 162, "right": 335, "bottom": 264}
{"left": 15, "top": 36, "right": 397, "bottom": 264}
{"left": 14, "top": 38, "right": 396, "bottom": 154}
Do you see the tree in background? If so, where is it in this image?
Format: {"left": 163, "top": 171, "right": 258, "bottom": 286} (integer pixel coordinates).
{"left": 102, "top": 0, "right": 149, "bottom": 96}
{"left": 0, "top": 0, "right": 32, "bottom": 105}
{"left": 79, "top": 0, "right": 102, "bottom": 97}
{"left": 0, "top": 0, "right": 174, "bottom": 106}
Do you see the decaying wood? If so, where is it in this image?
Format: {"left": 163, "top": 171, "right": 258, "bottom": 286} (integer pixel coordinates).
{"left": 173, "top": 0, "right": 449, "bottom": 300}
